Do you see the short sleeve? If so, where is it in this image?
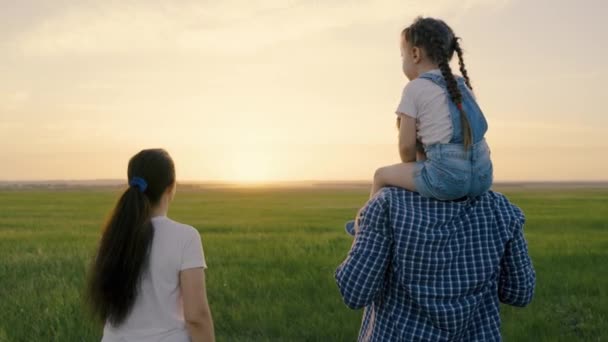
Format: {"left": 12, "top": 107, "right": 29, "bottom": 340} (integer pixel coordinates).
{"left": 395, "top": 80, "right": 422, "bottom": 119}
{"left": 180, "top": 227, "right": 207, "bottom": 270}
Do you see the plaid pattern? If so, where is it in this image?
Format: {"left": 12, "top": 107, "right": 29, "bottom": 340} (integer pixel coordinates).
{"left": 335, "top": 188, "right": 535, "bottom": 341}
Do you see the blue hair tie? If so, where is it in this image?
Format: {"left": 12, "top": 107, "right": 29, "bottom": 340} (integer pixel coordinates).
{"left": 129, "top": 177, "right": 148, "bottom": 193}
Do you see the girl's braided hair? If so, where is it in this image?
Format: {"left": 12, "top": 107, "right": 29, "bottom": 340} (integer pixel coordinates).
{"left": 403, "top": 17, "right": 473, "bottom": 148}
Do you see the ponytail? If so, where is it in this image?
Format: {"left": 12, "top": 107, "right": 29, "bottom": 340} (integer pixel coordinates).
{"left": 87, "top": 185, "right": 154, "bottom": 325}
{"left": 86, "top": 149, "right": 175, "bottom": 326}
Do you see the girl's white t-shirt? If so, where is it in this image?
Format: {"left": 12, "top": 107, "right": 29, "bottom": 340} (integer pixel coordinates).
{"left": 396, "top": 69, "right": 453, "bottom": 146}
{"left": 102, "top": 216, "right": 207, "bottom": 342}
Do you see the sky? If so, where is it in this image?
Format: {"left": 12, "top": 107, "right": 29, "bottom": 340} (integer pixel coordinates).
{"left": 1, "top": 0, "right": 607, "bottom": 182}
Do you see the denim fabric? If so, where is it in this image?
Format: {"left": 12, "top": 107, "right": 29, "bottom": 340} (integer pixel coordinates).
{"left": 414, "top": 72, "right": 493, "bottom": 200}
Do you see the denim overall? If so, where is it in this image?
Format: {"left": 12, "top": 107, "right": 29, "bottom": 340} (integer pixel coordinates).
{"left": 413, "top": 72, "right": 493, "bottom": 200}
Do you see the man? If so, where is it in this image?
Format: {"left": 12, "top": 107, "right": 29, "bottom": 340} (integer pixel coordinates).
{"left": 335, "top": 188, "right": 535, "bottom": 341}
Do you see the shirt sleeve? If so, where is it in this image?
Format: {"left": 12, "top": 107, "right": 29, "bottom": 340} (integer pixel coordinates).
{"left": 395, "top": 80, "right": 421, "bottom": 119}
{"left": 498, "top": 210, "right": 535, "bottom": 307}
{"left": 180, "top": 227, "right": 207, "bottom": 270}
{"left": 335, "top": 193, "right": 392, "bottom": 309}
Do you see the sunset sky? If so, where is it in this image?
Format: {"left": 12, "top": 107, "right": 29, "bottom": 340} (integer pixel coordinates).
{"left": 1, "top": 0, "right": 606, "bottom": 182}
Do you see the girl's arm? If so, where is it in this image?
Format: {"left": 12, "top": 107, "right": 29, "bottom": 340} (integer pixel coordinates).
{"left": 397, "top": 114, "right": 417, "bottom": 163}
{"left": 181, "top": 268, "right": 215, "bottom": 342}
{"left": 416, "top": 141, "right": 427, "bottom": 161}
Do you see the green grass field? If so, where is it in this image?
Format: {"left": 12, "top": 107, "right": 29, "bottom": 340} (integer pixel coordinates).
{"left": 0, "top": 186, "right": 606, "bottom": 341}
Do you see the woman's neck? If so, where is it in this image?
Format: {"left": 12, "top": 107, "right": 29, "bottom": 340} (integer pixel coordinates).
{"left": 150, "top": 197, "right": 169, "bottom": 218}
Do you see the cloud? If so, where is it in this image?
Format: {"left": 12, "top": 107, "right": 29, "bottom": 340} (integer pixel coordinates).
{"left": 5, "top": 0, "right": 511, "bottom": 56}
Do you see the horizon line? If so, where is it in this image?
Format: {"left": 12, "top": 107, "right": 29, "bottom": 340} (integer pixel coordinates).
{"left": 2, "top": 179, "right": 608, "bottom": 186}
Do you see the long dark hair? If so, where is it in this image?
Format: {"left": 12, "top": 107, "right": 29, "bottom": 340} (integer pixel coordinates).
{"left": 403, "top": 17, "right": 473, "bottom": 148}
{"left": 86, "top": 149, "right": 176, "bottom": 326}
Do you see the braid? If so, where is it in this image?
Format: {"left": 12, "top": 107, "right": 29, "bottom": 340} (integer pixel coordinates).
{"left": 453, "top": 38, "right": 472, "bottom": 90}
{"left": 429, "top": 31, "right": 473, "bottom": 149}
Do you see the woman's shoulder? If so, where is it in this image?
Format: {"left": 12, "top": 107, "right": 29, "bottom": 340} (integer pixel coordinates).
{"left": 152, "top": 216, "right": 199, "bottom": 237}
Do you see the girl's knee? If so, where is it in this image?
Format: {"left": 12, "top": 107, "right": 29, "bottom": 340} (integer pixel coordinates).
{"left": 373, "top": 167, "right": 381, "bottom": 179}
{"left": 373, "top": 167, "right": 387, "bottom": 182}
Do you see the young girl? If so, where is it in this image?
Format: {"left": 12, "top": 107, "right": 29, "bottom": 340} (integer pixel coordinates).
{"left": 347, "top": 17, "right": 493, "bottom": 234}
{"left": 86, "top": 149, "right": 215, "bottom": 342}
{"left": 378, "top": 17, "right": 492, "bottom": 199}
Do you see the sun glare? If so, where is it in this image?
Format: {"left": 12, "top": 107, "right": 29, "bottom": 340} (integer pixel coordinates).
{"left": 226, "top": 148, "right": 275, "bottom": 184}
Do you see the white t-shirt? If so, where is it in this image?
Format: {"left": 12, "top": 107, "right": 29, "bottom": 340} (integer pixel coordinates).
{"left": 102, "top": 216, "right": 207, "bottom": 342}
{"left": 396, "top": 69, "right": 453, "bottom": 146}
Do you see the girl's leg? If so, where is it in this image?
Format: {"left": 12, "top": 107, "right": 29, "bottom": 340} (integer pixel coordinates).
{"left": 370, "top": 162, "right": 417, "bottom": 198}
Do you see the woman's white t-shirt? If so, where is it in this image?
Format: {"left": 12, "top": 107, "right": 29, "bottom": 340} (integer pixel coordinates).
{"left": 396, "top": 69, "right": 453, "bottom": 146}
{"left": 102, "top": 216, "right": 207, "bottom": 342}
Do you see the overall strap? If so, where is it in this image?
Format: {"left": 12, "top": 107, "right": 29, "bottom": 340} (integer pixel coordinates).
{"left": 418, "top": 72, "right": 468, "bottom": 90}
{"left": 418, "top": 72, "right": 447, "bottom": 88}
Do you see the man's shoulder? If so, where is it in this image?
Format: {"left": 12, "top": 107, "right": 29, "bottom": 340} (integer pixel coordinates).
{"left": 483, "top": 191, "right": 524, "bottom": 216}
{"left": 376, "top": 188, "right": 522, "bottom": 215}
{"left": 373, "top": 188, "right": 525, "bottom": 234}
{"left": 376, "top": 187, "right": 422, "bottom": 202}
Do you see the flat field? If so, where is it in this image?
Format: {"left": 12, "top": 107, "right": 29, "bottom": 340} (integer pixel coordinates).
{"left": 0, "top": 186, "right": 606, "bottom": 341}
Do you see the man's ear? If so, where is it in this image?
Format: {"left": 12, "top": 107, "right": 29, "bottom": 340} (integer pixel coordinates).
{"left": 412, "top": 47, "right": 421, "bottom": 64}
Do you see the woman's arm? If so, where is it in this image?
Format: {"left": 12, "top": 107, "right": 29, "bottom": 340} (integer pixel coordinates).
{"left": 397, "top": 114, "right": 417, "bottom": 163}
{"left": 180, "top": 268, "right": 215, "bottom": 342}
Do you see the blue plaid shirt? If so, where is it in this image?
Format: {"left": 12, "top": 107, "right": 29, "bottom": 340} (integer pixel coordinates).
{"left": 335, "top": 188, "right": 535, "bottom": 341}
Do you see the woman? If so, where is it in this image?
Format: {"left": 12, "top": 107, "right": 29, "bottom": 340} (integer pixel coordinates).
{"left": 86, "top": 149, "right": 215, "bottom": 342}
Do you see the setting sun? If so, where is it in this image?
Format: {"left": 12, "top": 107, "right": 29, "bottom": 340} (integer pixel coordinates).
{"left": 224, "top": 147, "right": 275, "bottom": 183}
{"left": 1, "top": 0, "right": 606, "bottom": 182}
